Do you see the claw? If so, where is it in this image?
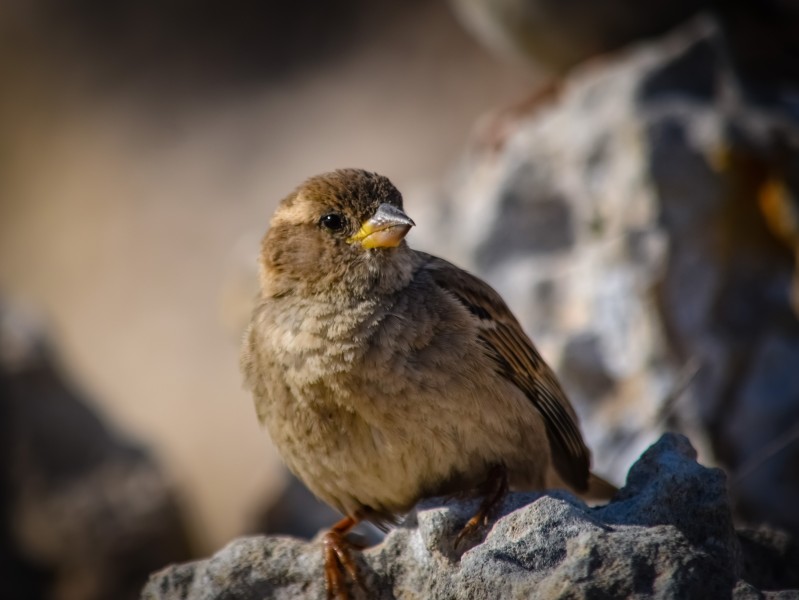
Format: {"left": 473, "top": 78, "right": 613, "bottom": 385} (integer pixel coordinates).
{"left": 323, "top": 516, "right": 364, "bottom": 600}
{"left": 454, "top": 465, "right": 509, "bottom": 550}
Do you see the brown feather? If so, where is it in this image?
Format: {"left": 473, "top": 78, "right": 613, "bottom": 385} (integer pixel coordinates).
{"left": 423, "top": 255, "right": 591, "bottom": 491}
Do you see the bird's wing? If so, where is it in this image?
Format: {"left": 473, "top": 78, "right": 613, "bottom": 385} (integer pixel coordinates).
{"left": 423, "top": 255, "right": 590, "bottom": 492}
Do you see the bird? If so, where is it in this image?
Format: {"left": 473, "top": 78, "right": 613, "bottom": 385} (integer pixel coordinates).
{"left": 241, "top": 169, "right": 615, "bottom": 599}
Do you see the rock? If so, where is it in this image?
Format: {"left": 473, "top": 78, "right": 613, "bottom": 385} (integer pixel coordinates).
{"left": 0, "top": 300, "right": 192, "bottom": 600}
{"left": 737, "top": 525, "right": 799, "bottom": 592}
{"left": 448, "top": 0, "right": 705, "bottom": 72}
{"left": 142, "top": 434, "right": 799, "bottom": 599}
{"left": 408, "top": 16, "right": 799, "bottom": 538}
{"left": 713, "top": 0, "right": 799, "bottom": 109}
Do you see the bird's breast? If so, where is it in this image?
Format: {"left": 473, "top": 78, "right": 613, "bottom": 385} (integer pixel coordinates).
{"left": 256, "top": 295, "right": 387, "bottom": 397}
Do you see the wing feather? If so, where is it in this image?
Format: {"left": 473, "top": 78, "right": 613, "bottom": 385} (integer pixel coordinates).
{"left": 423, "top": 255, "right": 590, "bottom": 491}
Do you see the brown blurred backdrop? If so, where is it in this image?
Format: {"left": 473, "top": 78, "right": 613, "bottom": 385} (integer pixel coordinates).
{"left": 0, "top": 0, "right": 535, "bottom": 558}
{"left": 6, "top": 1, "right": 799, "bottom": 599}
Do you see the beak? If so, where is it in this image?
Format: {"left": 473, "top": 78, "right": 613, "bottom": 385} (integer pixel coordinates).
{"left": 347, "top": 203, "right": 415, "bottom": 249}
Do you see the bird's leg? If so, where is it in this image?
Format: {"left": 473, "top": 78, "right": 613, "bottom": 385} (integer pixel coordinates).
{"left": 455, "top": 465, "right": 509, "bottom": 548}
{"left": 323, "top": 515, "right": 363, "bottom": 600}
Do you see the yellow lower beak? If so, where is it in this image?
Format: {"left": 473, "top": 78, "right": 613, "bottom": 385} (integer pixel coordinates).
{"left": 348, "top": 203, "right": 415, "bottom": 249}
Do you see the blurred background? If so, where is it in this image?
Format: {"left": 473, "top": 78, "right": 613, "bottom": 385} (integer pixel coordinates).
{"left": 2, "top": 1, "right": 799, "bottom": 599}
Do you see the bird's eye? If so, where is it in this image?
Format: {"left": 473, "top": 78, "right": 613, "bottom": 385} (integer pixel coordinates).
{"left": 319, "top": 213, "right": 344, "bottom": 231}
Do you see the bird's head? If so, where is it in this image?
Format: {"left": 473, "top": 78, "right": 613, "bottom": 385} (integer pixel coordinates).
{"left": 259, "top": 169, "right": 416, "bottom": 299}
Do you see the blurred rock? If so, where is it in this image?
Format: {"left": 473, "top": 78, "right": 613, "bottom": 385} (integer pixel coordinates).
{"left": 252, "top": 474, "right": 343, "bottom": 540}
{"left": 448, "top": 0, "right": 799, "bottom": 105}
{"left": 411, "top": 16, "right": 799, "bottom": 536}
{"left": 714, "top": 0, "right": 799, "bottom": 110}
{"left": 737, "top": 525, "right": 799, "bottom": 591}
{"left": 449, "top": 0, "right": 704, "bottom": 72}
{"left": 252, "top": 473, "right": 382, "bottom": 546}
{"left": 0, "top": 300, "right": 192, "bottom": 600}
{"left": 143, "top": 434, "right": 798, "bottom": 599}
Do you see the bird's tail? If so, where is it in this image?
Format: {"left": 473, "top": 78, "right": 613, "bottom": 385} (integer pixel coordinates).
{"left": 583, "top": 472, "right": 618, "bottom": 502}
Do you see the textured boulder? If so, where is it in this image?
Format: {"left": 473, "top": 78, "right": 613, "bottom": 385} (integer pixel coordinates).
{"left": 410, "top": 16, "right": 799, "bottom": 537}
{"left": 143, "top": 434, "right": 798, "bottom": 599}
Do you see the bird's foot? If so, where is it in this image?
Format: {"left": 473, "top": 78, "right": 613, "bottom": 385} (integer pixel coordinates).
{"left": 323, "top": 516, "right": 363, "bottom": 600}
{"left": 455, "top": 465, "right": 509, "bottom": 549}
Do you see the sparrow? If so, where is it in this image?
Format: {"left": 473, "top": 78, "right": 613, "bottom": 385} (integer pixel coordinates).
{"left": 241, "top": 169, "right": 615, "bottom": 598}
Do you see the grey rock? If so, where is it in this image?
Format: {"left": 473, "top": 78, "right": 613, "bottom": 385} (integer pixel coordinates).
{"left": 409, "top": 16, "right": 799, "bottom": 538}
{"left": 142, "top": 434, "right": 799, "bottom": 599}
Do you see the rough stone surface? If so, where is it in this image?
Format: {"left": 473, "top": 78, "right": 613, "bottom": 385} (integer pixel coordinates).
{"left": 143, "top": 434, "right": 799, "bottom": 599}
{"left": 409, "top": 16, "right": 799, "bottom": 537}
